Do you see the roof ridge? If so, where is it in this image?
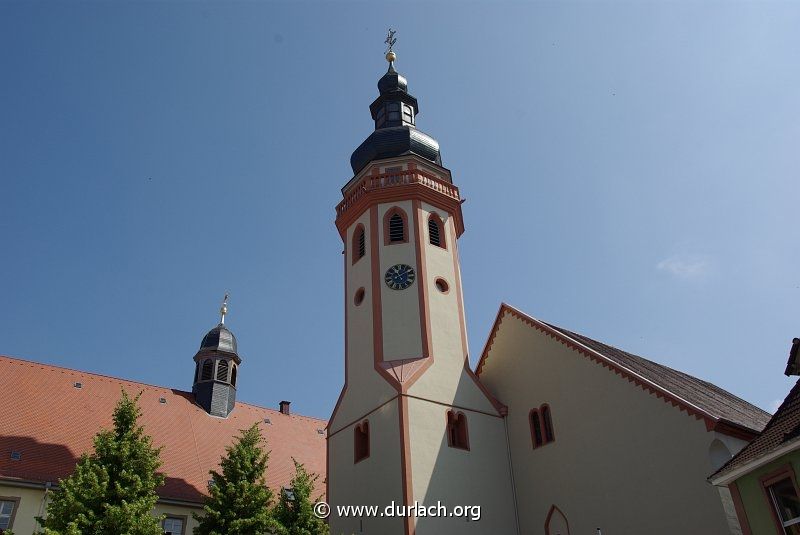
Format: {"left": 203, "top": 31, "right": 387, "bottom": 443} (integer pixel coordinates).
{"left": 541, "top": 324, "right": 772, "bottom": 419}
{"left": 0, "top": 354, "right": 327, "bottom": 423}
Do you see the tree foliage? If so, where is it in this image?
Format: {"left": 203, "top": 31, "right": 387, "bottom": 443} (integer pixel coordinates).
{"left": 193, "top": 423, "right": 280, "bottom": 535}
{"left": 38, "top": 390, "right": 165, "bottom": 535}
{"left": 273, "top": 459, "right": 329, "bottom": 535}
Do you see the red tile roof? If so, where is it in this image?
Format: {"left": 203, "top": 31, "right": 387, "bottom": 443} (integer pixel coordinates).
{"left": 0, "top": 355, "right": 327, "bottom": 504}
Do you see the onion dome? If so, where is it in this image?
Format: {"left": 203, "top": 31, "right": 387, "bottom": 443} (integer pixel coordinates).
{"left": 350, "top": 51, "right": 442, "bottom": 175}
{"left": 200, "top": 324, "right": 238, "bottom": 355}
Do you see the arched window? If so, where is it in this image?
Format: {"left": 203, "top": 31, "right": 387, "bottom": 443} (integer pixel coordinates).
{"left": 383, "top": 207, "right": 408, "bottom": 245}
{"left": 545, "top": 505, "right": 570, "bottom": 535}
{"left": 201, "top": 359, "right": 214, "bottom": 381}
{"left": 530, "top": 409, "right": 544, "bottom": 448}
{"left": 541, "top": 404, "right": 555, "bottom": 444}
{"left": 352, "top": 225, "right": 366, "bottom": 264}
{"left": 230, "top": 365, "right": 238, "bottom": 387}
{"left": 217, "top": 360, "right": 229, "bottom": 382}
{"left": 354, "top": 420, "right": 370, "bottom": 463}
{"left": 446, "top": 410, "right": 469, "bottom": 450}
{"left": 428, "top": 214, "right": 446, "bottom": 249}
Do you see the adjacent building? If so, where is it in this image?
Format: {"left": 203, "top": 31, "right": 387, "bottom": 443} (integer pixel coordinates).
{"left": 0, "top": 312, "right": 326, "bottom": 535}
{"left": 710, "top": 338, "right": 800, "bottom": 534}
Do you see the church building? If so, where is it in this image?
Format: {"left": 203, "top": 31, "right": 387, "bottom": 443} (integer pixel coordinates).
{"left": 0, "top": 47, "right": 775, "bottom": 535}
{"left": 326, "top": 48, "right": 771, "bottom": 535}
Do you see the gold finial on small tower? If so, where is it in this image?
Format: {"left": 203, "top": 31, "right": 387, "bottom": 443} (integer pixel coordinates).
{"left": 219, "top": 293, "right": 229, "bottom": 325}
{"left": 385, "top": 28, "right": 397, "bottom": 65}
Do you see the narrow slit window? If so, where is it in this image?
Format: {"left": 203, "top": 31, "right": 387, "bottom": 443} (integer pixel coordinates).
{"left": 446, "top": 410, "right": 469, "bottom": 450}
{"left": 231, "top": 365, "right": 237, "bottom": 387}
{"left": 531, "top": 409, "right": 544, "bottom": 448}
{"left": 428, "top": 215, "right": 445, "bottom": 248}
{"left": 354, "top": 421, "right": 370, "bottom": 463}
{"left": 353, "top": 225, "right": 366, "bottom": 262}
{"left": 542, "top": 405, "right": 555, "bottom": 444}
{"left": 217, "top": 360, "right": 229, "bottom": 382}
{"left": 201, "top": 359, "right": 214, "bottom": 381}
{"left": 389, "top": 213, "right": 404, "bottom": 242}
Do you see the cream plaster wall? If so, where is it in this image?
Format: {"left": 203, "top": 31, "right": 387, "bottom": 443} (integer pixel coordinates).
{"left": 378, "top": 200, "right": 423, "bottom": 361}
{"left": 407, "top": 203, "right": 496, "bottom": 414}
{"left": 479, "top": 312, "right": 737, "bottom": 535}
{"left": 406, "top": 397, "right": 517, "bottom": 535}
{"left": 328, "top": 398, "right": 405, "bottom": 535}
{"left": 331, "top": 211, "right": 398, "bottom": 433}
{"left": 0, "top": 483, "right": 201, "bottom": 535}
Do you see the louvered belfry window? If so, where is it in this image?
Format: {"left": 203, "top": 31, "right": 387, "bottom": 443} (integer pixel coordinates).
{"left": 357, "top": 227, "right": 366, "bottom": 258}
{"left": 389, "top": 213, "right": 404, "bottom": 242}
{"left": 428, "top": 216, "right": 442, "bottom": 247}
{"left": 201, "top": 359, "right": 214, "bottom": 381}
{"left": 217, "top": 359, "right": 229, "bottom": 382}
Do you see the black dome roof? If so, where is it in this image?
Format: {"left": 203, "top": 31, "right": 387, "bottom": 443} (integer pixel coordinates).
{"left": 377, "top": 66, "right": 408, "bottom": 94}
{"left": 200, "top": 324, "right": 238, "bottom": 355}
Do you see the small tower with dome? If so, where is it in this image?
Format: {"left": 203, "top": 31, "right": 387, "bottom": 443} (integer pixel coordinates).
{"left": 191, "top": 294, "right": 241, "bottom": 417}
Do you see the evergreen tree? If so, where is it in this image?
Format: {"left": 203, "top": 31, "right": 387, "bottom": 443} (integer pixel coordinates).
{"left": 194, "top": 423, "right": 280, "bottom": 535}
{"left": 38, "top": 390, "right": 165, "bottom": 535}
{"left": 273, "top": 460, "right": 329, "bottom": 535}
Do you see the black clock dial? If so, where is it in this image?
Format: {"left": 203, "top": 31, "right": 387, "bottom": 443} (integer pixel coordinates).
{"left": 384, "top": 264, "right": 416, "bottom": 290}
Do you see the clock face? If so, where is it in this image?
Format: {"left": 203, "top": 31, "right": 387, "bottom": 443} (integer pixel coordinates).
{"left": 384, "top": 264, "right": 416, "bottom": 290}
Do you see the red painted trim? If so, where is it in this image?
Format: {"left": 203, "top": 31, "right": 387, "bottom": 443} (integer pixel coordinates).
{"left": 759, "top": 463, "right": 800, "bottom": 534}
{"left": 399, "top": 395, "right": 414, "bottom": 535}
{"left": 544, "top": 504, "right": 571, "bottom": 535}
{"left": 476, "top": 303, "right": 724, "bottom": 429}
{"left": 382, "top": 206, "right": 409, "bottom": 246}
{"left": 712, "top": 420, "right": 760, "bottom": 441}
{"left": 433, "top": 277, "right": 450, "bottom": 294}
{"left": 370, "top": 206, "right": 402, "bottom": 390}
{"left": 730, "top": 481, "right": 753, "bottom": 535}
{"left": 336, "top": 183, "right": 465, "bottom": 240}
{"left": 448, "top": 222, "right": 507, "bottom": 416}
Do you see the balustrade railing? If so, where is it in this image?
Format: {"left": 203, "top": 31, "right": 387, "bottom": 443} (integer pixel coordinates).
{"left": 336, "top": 170, "right": 460, "bottom": 217}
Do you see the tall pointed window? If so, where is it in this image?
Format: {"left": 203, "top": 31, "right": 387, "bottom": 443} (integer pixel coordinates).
{"left": 383, "top": 207, "right": 408, "bottom": 245}
{"left": 354, "top": 420, "right": 370, "bottom": 463}
{"left": 428, "top": 214, "right": 445, "bottom": 249}
{"left": 531, "top": 405, "right": 555, "bottom": 448}
{"left": 201, "top": 359, "right": 214, "bottom": 381}
{"left": 542, "top": 404, "right": 555, "bottom": 443}
{"left": 217, "top": 360, "right": 229, "bottom": 382}
{"left": 530, "top": 409, "right": 544, "bottom": 448}
{"left": 446, "top": 410, "right": 469, "bottom": 450}
{"left": 352, "top": 225, "right": 366, "bottom": 264}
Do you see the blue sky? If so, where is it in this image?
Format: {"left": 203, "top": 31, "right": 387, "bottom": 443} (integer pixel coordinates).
{"left": 1, "top": 1, "right": 798, "bottom": 420}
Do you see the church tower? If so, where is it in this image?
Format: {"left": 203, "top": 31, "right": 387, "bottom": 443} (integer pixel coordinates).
{"left": 327, "top": 41, "right": 517, "bottom": 535}
{"left": 192, "top": 295, "right": 241, "bottom": 418}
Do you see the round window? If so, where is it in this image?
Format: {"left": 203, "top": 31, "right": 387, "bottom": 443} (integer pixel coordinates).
{"left": 354, "top": 287, "right": 366, "bottom": 306}
{"left": 435, "top": 278, "right": 450, "bottom": 293}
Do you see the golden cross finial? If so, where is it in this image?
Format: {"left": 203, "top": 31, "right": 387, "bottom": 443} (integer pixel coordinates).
{"left": 385, "top": 28, "right": 397, "bottom": 64}
{"left": 219, "top": 293, "right": 229, "bottom": 324}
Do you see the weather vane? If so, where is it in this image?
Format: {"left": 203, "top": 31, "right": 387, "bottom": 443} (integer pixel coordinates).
{"left": 385, "top": 28, "right": 397, "bottom": 53}
{"left": 219, "top": 293, "right": 229, "bottom": 324}
{"left": 385, "top": 28, "right": 397, "bottom": 64}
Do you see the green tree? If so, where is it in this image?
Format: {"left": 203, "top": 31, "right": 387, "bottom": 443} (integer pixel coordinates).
{"left": 273, "top": 460, "right": 329, "bottom": 535}
{"left": 194, "top": 423, "right": 280, "bottom": 535}
{"left": 38, "top": 390, "right": 165, "bottom": 535}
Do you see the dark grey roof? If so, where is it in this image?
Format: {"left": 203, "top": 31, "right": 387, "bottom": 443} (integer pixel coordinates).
{"left": 350, "top": 64, "right": 441, "bottom": 175}
{"left": 546, "top": 323, "right": 771, "bottom": 434}
{"left": 712, "top": 379, "right": 800, "bottom": 480}
{"left": 200, "top": 324, "right": 237, "bottom": 355}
